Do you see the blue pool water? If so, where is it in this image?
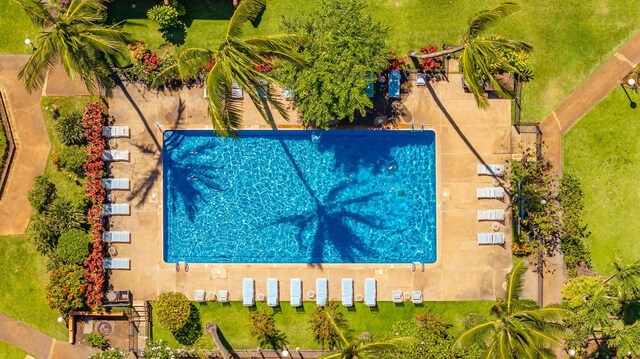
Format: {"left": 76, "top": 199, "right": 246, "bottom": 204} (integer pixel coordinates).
{"left": 163, "top": 130, "right": 436, "bottom": 264}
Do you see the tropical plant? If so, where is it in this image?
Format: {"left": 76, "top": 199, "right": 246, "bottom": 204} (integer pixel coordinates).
{"left": 60, "top": 145, "right": 87, "bottom": 177}
{"left": 140, "top": 339, "right": 186, "bottom": 358}
{"left": 89, "top": 348, "right": 130, "bottom": 359}
{"left": 154, "top": 292, "right": 191, "bottom": 331}
{"left": 54, "top": 229, "right": 90, "bottom": 265}
{"left": 275, "top": 0, "right": 387, "bottom": 129}
{"left": 454, "top": 260, "right": 568, "bottom": 358}
{"left": 13, "top": 0, "right": 129, "bottom": 94}
{"left": 153, "top": 0, "right": 305, "bottom": 136}
{"left": 86, "top": 332, "right": 109, "bottom": 350}
{"left": 46, "top": 264, "right": 86, "bottom": 315}
{"left": 312, "top": 303, "right": 411, "bottom": 358}
{"left": 309, "top": 302, "right": 348, "bottom": 349}
{"left": 248, "top": 310, "right": 288, "bottom": 349}
{"left": 147, "top": 3, "right": 184, "bottom": 30}
{"left": 28, "top": 175, "right": 57, "bottom": 213}
{"left": 563, "top": 253, "right": 640, "bottom": 357}
{"left": 408, "top": 2, "right": 532, "bottom": 108}
{"left": 55, "top": 111, "right": 86, "bottom": 146}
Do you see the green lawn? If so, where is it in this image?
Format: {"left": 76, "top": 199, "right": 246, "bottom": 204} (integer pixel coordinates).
{"left": 0, "top": 340, "right": 27, "bottom": 359}
{"left": 153, "top": 300, "right": 493, "bottom": 349}
{"left": 0, "top": 0, "right": 41, "bottom": 54}
{"left": 107, "top": 0, "right": 640, "bottom": 124}
{"left": 0, "top": 236, "right": 68, "bottom": 340}
{"left": 563, "top": 86, "right": 640, "bottom": 274}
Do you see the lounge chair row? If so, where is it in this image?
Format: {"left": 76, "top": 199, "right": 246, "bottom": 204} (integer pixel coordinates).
{"left": 477, "top": 163, "right": 507, "bottom": 245}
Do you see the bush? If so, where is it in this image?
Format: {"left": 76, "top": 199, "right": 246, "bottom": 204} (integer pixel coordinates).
{"left": 55, "top": 111, "right": 86, "bottom": 146}
{"left": 46, "top": 264, "right": 86, "bottom": 315}
{"left": 154, "top": 292, "right": 191, "bottom": 331}
{"left": 249, "top": 311, "right": 287, "bottom": 349}
{"left": 60, "top": 145, "right": 87, "bottom": 177}
{"left": 140, "top": 340, "right": 184, "bottom": 358}
{"left": 308, "top": 302, "right": 347, "bottom": 349}
{"left": 28, "top": 175, "right": 57, "bottom": 213}
{"left": 30, "top": 212, "right": 62, "bottom": 256}
{"left": 55, "top": 229, "right": 90, "bottom": 265}
{"left": 49, "top": 198, "right": 87, "bottom": 231}
{"left": 86, "top": 332, "right": 109, "bottom": 350}
{"left": 89, "top": 349, "right": 129, "bottom": 359}
{"left": 147, "top": 4, "right": 183, "bottom": 29}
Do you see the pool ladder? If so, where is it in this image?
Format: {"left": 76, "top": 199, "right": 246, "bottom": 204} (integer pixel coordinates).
{"left": 411, "top": 262, "right": 425, "bottom": 272}
{"left": 410, "top": 121, "right": 425, "bottom": 132}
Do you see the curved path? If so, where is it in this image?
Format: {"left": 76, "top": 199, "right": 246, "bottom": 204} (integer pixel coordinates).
{"left": 532, "top": 31, "right": 640, "bottom": 306}
{"left": 0, "top": 55, "right": 50, "bottom": 234}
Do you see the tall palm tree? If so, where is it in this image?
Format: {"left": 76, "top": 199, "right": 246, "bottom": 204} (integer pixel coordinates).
{"left": 454, "top": 260, "right": 567, "bottom": 358}
{"left": 154, "top": 0, "right": 305, "bottom": 137}
{"left": 319, "top": 306, "right": 412, "bottom": 359}
{"left": 408, "top": 2, "right": 532, "bottom": 108}
{"left": 14, "top": 0, "right": 129, "bottom": 94}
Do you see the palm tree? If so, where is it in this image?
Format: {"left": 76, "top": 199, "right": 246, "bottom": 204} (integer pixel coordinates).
{"left": 408, "top": 2, "right": 532, "bottom": 108}
{"left": 454, "top": 260, "right": 567, "bottom": 358}
{"left": 319, "top": 305, "right": 412, "bottom": 359}
{"left": 154, "top": 0, "right": 305, "bottom": 137}
{"left": 14, "top": 0, "right": 129, "bottom": 94}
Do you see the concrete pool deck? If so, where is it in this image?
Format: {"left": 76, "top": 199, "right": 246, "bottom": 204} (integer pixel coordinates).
{"left": 106, "top": 71, "right": 516, "bottom": 303}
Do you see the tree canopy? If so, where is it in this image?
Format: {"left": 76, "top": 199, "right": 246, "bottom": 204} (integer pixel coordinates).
{"left": 275, "top": 0, "right": 388, "bottom": 129}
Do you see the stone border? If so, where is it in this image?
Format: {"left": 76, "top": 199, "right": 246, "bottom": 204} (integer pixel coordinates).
{"left": 0, "top": 91, "right": 16, "bottom": 200}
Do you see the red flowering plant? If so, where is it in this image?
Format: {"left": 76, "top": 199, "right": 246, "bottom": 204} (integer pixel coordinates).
{"left": 386, "top": 51, "right": 406, "bottom": 71}
{"left": 81, "top": 102, "right": 107, "bottom": 309}
{"left": 419, "top": 46, "right": 443, "bottom": 73}
{"left": 124, "top": 49, "right": 175, "bottom": 88}
{"left": 255, "top": 55, "right": 273, "bottom": 74}
{"left": 46, "top": 264, "right": 86, "bottom": 315}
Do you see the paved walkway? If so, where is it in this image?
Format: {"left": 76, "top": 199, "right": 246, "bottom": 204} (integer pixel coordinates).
{"left": 0, "top": 55, "right": 50, "bottom": 234}
{"left": 530, "top": 31, "right": 640, "bottom": 306}
{"left": 0, "top": 314, "right": 97, "bottom": 359}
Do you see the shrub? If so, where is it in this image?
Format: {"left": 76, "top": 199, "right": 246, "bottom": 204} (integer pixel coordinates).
{"left": 249, "top": 311, "right": 288, "bottom": 349}
{"left": 140, "top": 340, "right": 184, "bottom": 358}
{"left": 86, "top": 332, "right": 109, "bottom": 350}
{"left": 308, "top": 302, "right": 347, "bottom": 349}
{"left": 147, "top": 4, "right": 183, "bottom": 29}
{"left": 89, "top": 349, "right": 129, "bottom": 359}
{"left": 154, "top": 292, "right": 191, "bottom": 331}
{"left": 55, "top": 111, "right": 86, "bottom": 146}
{"left": 55, "top": 229, "right": 90, "bottom": 265}
{"left": 127, "top": 40, "right": 148, "bottom": 63}
{"left": 60, "top": 145, "right": 87, "bottom": 177}
{"left": 46, "top": 264, "right": 86, "bottom": 315}
{"left": 562, "top": 276, "right": 602, "bottom": 309}
{"left": 28, "top": 175, "right": 57, "bottom": 213}
{"left": 419, "top": 46, "right": 443, "bottom": 72}
{"left": 30, "top": 212, "right": 62, "bottom": 256}
{"left": 49, "top": 198, "right": 87, "bottom": 231}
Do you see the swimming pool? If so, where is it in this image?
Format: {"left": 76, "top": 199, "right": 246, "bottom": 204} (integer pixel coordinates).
{"left": 163, "top": 130, "right": 436, "bottom": 264}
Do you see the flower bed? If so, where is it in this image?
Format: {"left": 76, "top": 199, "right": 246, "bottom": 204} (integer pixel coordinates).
{"left": 81, "top": 102, "right": 107, "bottom": 309}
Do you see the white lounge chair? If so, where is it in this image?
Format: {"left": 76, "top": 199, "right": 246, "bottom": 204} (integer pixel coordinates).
{"left": 194, "top": 290, "right": 206, "bottom": 302}
{"left": 342, "top": 278, "right": 353, "bottom": 308}
{"left": 267, "top": 278, "right": 279, "bottom": 307}
{"left": 103, "top": 150, "right": 129, "bottom": 162}
{"left": 316, "top": 278, "right": 328, "bottom": 307}
{"left": 493, "top": 233, "right": 506, "bottom": 245}
{"left": 103, "top": 231, "right": 130, "bottom": 243}
{"left": 477, "top": 163, "right": 505, "bottom": 177}
{"left": 102, "top": 178, "right": 130, "bottom": 190}
{"left": 478, "top": 232, "right": 494, "bottom": 245}
{"left": 103, "top": 258, "right": 129, "bottom": 270}
{"left": 477, "top": 209, "right": 505, "bottom": 222}
{"left": 217, "top": 290, "right": 229, "bottom": 303}
{"left": 392, "top": 290, "right": 403, "bottom": 303}
{"left": 411, "top": 291, "right": 423, "bottom": 304}
{"left": 477, "top": 187, "right": 505, "bottom": 199}
{"left": 243, "top": 278, "right": 254, "bottom": 307}
{"left": 290, "top": 278, "right": 302, "bottom": 308}
{"left": 102, "top": 204, "right": 130, "bottom": 216}
{"left": 103, "top": 126, "right": 130, "bottom": 138}
{"left": 231, "top": 82, "right": 244, "bottom": 99}
{"left": 364, "top": 278, "right": 376, "bottom": 307}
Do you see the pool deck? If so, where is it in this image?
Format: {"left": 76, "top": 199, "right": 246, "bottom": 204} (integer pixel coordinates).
{"left": 106, "top": 71, "right": 516, "bottom": 303}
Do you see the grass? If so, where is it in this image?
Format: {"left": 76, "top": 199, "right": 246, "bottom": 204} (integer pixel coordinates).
{"left": 563, "top": 86, "right": 640, "bottom": 274}
{"left": 0, "top": 236, "right": 68, "bottom": 340}
{"left": 152, "top": 300, "right": 493, "bottom": 349}
{"left": 106, "top": 0, "right": 640, "bottom": 124}
{"left": 40, "top": 96, "right": 97, "bottom": 200}
{"left": 0, "top": 341, "right": 27, "bottom": 359}
{"left": 0, "top": 0, "right": 41, "bottom": 54}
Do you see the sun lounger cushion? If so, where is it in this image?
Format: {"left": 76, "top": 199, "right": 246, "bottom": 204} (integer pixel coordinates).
{"left": 102, "top": 178, "right": 130, "bottom": 190}
{"left": 103, "top": 231, "right": 130, "bottom": 243}
{"left": 103, "top": 258, "right": 130, "bottom": 269}
{"left": 290, "top": 278, "right": 302, "bottom": 307}
{"left": 243, "top": 278, "right": 254, "bottom": 307}
{"left": 267, "top": 278, "right": 279, "bottom": 307}
{"left": 477, "top": 164, "right": 505, "bottom": 177}
{"left": 103, "top": 126, "right": 130, "bottom": 138}
{"left": 364, "top": 278, "right": 376, "bottom": 307}
{"left": 342, "top": 278, "right": 353, "bottom": 307}
{"left": 316, "top": 278, "right": 328, "bottom": 307}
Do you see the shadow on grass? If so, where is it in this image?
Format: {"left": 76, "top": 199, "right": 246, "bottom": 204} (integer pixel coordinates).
{"left": 173, "top": 303, "right": 203, "bottom": 346}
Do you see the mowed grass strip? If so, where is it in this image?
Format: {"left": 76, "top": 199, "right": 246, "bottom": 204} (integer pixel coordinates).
{"left": 152, "top": 300, "right": 493, "bottom": 348}
{"left": 563, "top": 86, "right": 640, "bottom": 274}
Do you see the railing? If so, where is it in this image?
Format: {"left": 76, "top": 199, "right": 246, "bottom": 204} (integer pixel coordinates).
{"left": 512, "top": 74, "right": 523, "bottom": 125}
{"left": 0, "top": 91, "right": 16, "bottom": 200}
